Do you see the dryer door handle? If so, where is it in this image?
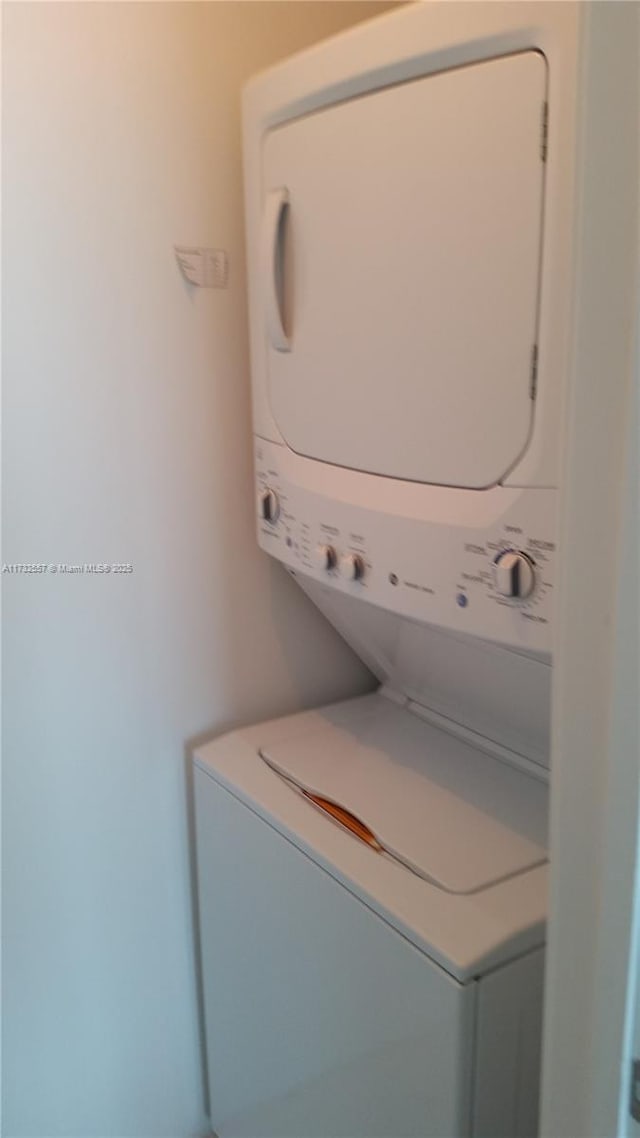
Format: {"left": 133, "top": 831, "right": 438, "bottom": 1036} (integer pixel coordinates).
{"left": 263, "top": 187, "right": 291, "bottom": 352}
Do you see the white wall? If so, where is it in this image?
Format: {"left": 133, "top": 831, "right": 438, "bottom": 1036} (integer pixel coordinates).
{"left": 540, "top": 4, "right": 640, "bottom": 1136}
{"left": 1, "top": 4, "right": 393, "bottom": 1135}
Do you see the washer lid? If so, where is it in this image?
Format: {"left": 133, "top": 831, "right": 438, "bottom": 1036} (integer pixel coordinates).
{"left": 260, "top": 707, "right": 548, "bottom": 895}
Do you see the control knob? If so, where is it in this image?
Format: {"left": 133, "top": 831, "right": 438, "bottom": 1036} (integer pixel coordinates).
{"left": 494, "top": 550, "right": 535, "bottom": 599}
{"left": 258, "top": 488, "right": 279, "bottom": 525}
{"left": 340, "top": 552, "right": 365, "bottom": 582}
{"left": 315, "top": 544, "right": 337, "bottom": 572}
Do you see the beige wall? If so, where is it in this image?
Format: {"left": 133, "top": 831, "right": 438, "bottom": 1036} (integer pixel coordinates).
{"left": 1, "top": 4, "right": 393, "bottom": 1135}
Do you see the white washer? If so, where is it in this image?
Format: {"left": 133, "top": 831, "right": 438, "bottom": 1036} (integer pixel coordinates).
{"left": 194, "top": 692, "right": 548, "bottom": 1138}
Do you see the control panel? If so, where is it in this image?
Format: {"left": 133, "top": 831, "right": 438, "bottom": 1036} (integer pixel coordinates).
{"left": 255, "top": 439, "right": 556, "bottom": 654}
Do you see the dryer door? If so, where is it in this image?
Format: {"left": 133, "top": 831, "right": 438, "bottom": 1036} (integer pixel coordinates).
{"left": 262, "top": 51, "right": 546, "bottom": 489}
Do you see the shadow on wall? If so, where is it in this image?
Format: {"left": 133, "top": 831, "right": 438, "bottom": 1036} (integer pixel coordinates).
{"left": 183, "top": 740, "right": 213, "bottom": 1123}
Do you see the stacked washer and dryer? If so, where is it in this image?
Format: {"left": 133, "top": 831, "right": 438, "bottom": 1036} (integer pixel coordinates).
{"left": 193, "top": 5, "right": 581, "bottom": 1136}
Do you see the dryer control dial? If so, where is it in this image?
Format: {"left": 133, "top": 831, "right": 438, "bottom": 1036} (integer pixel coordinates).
{"left": 340, "top": 552, "right": 365, "bottom": 582}
{"left": 494, "top": 550, "right": 535, "bottom": 599}
{"left": 315, "top": 544, "right": 337, "bottom": 572}
{"left": 258, "top": 488, "right": 280, "bottom": 525}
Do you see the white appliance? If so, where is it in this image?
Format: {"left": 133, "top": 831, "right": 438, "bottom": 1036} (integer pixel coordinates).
{"left": 194, "top": 4, "right": 581, "bottom": 1135}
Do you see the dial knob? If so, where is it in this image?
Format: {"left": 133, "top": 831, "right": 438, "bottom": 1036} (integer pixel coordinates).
{"left": 315, "top": 544, "right": 337, "bottom": 572}
{"left": 258, "top": 488, "right": 279, "bottom": 525}
{"left": 494, "top": 550, "right": 535, "bottom": 599}
{"left": 340, "top": 552, "right": 365, "bottom": 582}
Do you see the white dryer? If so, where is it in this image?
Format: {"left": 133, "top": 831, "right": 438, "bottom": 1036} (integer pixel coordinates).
{"left": 194, "top": 4, "right": 583, "bottom": 1136}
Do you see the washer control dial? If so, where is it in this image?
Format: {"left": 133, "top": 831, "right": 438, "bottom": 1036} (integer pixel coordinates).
{"left": 258, "top": 488, "right": 279, "bottom": 525}
{"left": 494, "top": 550, "right": 535, "bottom": 599}
{"left": 315, "top": 544, "right": 337, "bottom": 572}
{"left": 340, "top": 552, "right": 365, "bottom": 582}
